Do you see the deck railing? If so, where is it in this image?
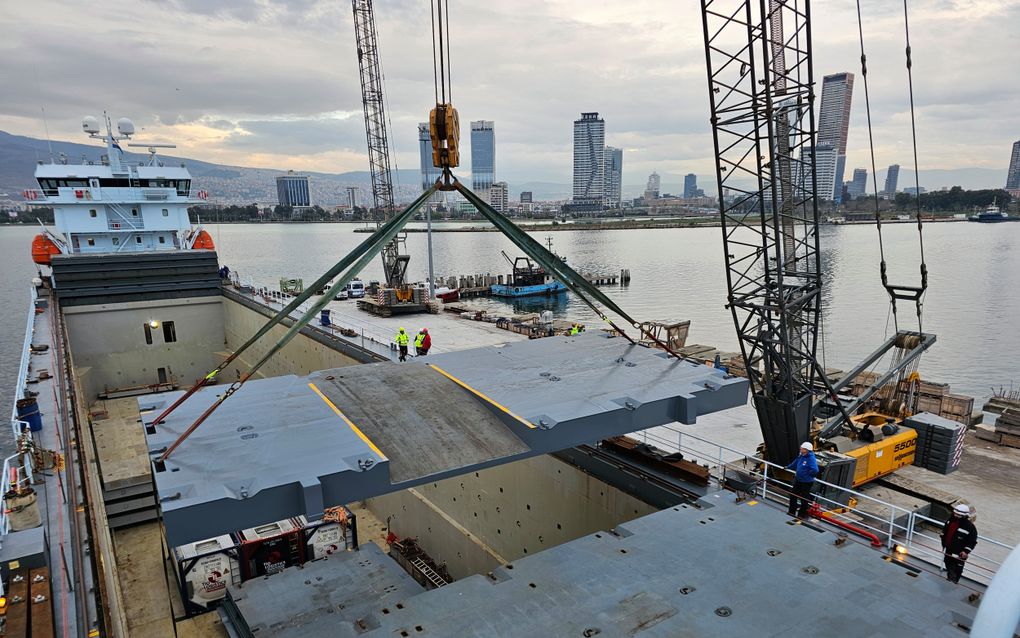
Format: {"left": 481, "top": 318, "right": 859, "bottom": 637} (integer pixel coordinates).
{"left": 1, "top": 287, "right": 39, "bottom": 568}
{"left": 636, "top": 424, "right": 1014, "bottom": 587}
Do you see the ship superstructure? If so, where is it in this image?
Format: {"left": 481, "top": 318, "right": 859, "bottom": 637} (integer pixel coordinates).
{"left": 28, "top": 114, "right": 212, "bottom": 264}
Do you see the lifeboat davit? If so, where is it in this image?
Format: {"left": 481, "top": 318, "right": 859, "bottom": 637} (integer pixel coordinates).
{"left": 191, "top": 229, "right": 215, "bottom": 250}
{"left": 31, "top": 234, "right": 61, "bottom": 265}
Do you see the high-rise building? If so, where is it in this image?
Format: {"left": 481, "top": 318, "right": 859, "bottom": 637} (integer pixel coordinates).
{"left": 520, "top": 191, "right": 533, "bottom": 204}
{"left": 418, "top": 123, "right": 442, "bottom": 191}
{"left": 884, "top": 164, "right": 901, "bottom": 196}
{"left": 798, "top": 145, "right": 837, "bottom": 202}
{"left": 1006, "top": 140, "right": 1020, "bottom": 190}
{"left": 683, "top": 173, "right": 698, "bottom": 199}
{"left": 573, "top": 113, "right": 605, "bottom": 206}
{"left": 846, "top": 168, "right": 868, "bottom": 199}
{"left": 490, "top": 182, "right": 509, "bottom": 213}
{"left": 471, "top": 121, "right": 495, "bottom": 201}
{"left": 644, "top": 172, "right": 661, "bottom": 200}
{"left": 603, "top": 146, "right": 623, "bottom": 208}
{"left": 817, "top": 72, "right": 854, "bottom": 202}
{"left": 276, "top": 171, "right": 310, "bottom": 207}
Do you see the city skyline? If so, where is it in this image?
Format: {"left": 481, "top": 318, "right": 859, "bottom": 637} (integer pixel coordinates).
{"left": 0, "top": 2, "right": 1016, "bottom": 187}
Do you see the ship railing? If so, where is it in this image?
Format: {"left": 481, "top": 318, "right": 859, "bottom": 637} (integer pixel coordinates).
{"left": 2, "top": 287, "right": 39, "bottom": 558}
{"left": 106, "top": 201, "right": 145, "bottom": 230}
{"left": 9, "top": 287, "right": 37, "bottom": 440}
{"left": 22, "top": 188, "right": 50, "bottom": 201}
{"left": 636, "top": 425, "right": 1013, "bottom": 587}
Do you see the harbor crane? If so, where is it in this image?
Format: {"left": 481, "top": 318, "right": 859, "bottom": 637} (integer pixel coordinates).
{"left": 351, "top": 0, "right": 428, "bottom": 315}
{"left": 699, "top": 0, "right": 935, "bottom": 486}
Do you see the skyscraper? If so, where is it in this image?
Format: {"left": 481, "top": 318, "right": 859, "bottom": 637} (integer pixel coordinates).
{"left": 683, "top": 173, "right": 698, "bottom": 198}
{"left": 520, "top": 191, "right": 533, "bottom": 204}
{"left": 846, "top": 168, "right": 868, "bottom": 199}
{"left": 418, "top": 123, "right": 442, "bottom": 191}
{"left": 276, "top": 172, "right": 310, "bottom": 207}
{"left": 1006, "top": 140, "right": 1020, "bottom": 190}
{"left": 817, "top": 72, "right": 854, "bottom": 202}
{"left": 573, "top": 113, "right": 605, "bottom": 206}
{"left": 884, "top": 164, "right": 900, "bottom": 196}
{"left": 603, "top": 146, "right": 623, "bottom": 208}
{"left": 644, "top": 172, "right": 661, "bottom": 200}
{"left": 471, "top": 121, "right": 495, "bottom": 200}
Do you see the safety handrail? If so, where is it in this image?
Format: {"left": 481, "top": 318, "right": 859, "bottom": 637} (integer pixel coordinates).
{"left": 10, "top": 287, "right": 37, "bottom": 439}
{"left": 635, "top": 424, "right": 1014, "bottom": 586}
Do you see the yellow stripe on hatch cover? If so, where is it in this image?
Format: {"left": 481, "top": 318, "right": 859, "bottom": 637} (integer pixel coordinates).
{"left": 308, "top": 382, "right": 387, "bottom": 460}
{"left": 427, "top": 363, "right": 537, "bottom": 429}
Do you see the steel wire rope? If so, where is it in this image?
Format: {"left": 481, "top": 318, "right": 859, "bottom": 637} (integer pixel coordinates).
{"left": 854, "top": 0, "right": 895, "bottom": 331}
{"left": 444, "top": 0, "right": 452, "bottom": 104}
{"left": 430, "top": 3, "right": 438, "bottom": 104}
{"left": 901, "top": 0, "right": 928, "bottom": 332}
{"left": 855, "top": 0, "right": 928, "bottom": 334}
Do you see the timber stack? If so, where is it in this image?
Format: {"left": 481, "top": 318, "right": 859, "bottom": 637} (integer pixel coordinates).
{"left": 977, "top": 389, "right": 1020, "bottom": 449}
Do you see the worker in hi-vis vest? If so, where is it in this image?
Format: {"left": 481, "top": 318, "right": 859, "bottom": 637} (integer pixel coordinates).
{"left": 395, "top": 327, "right": 410, "bottom": 362}
{"left": 415, "top": 328, "right": 431, "bottom": 356}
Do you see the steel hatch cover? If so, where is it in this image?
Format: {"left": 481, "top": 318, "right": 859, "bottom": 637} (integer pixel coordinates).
{"left": 309, "top": 365, "right": 529, "bottom": 483}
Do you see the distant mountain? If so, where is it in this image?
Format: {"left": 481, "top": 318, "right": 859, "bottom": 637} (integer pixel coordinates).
{"left": 0, "top": 131, "right": 1007, "bottom": 204}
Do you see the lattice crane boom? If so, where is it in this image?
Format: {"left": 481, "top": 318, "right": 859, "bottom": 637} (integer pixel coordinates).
{"left": 700, "top": 0, "right": 825, "bottom": 465}
{"left": 353, "top": 0, "right": 408, "bottom": 287}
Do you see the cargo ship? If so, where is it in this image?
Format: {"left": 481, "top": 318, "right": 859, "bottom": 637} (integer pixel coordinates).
{"left": 3, "top": 119, "right": 1018, "bottom": 638}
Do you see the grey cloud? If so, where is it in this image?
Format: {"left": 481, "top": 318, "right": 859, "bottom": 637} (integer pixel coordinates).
{"left": 222, "top": 116, "right": 364, "bottom": 153}
{"left": 1, "top": 0, "right": 1016, "bottom": 183}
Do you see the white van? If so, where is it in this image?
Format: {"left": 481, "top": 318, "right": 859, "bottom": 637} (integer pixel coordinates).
{"left": 346, "top": 279, "right": 366, "bottom": 298}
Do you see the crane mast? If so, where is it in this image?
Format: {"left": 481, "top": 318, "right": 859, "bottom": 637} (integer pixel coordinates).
{"left": 352, "top": 0, "right": 408, "bottom": 288}
{"left": 700, "top": 0, "right": 823, "bottom": 465}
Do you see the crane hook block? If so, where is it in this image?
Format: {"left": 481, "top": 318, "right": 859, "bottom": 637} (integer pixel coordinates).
{"left": 430, "top": 103, "right": 460, "bottom": 169}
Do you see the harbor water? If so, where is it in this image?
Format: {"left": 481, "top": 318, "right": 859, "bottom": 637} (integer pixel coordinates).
{"left": 1, "top": 221, "right": 1017, "bottom": 453}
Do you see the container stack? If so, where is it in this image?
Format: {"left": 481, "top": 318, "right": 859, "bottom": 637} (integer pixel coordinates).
{"left": 903, "top": 412, "right": 967, "bottom": 474}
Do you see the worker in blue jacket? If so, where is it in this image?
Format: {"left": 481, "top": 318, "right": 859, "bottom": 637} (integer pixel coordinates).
{"left": 785, "top": 441, "right": 819, "bottom": 518}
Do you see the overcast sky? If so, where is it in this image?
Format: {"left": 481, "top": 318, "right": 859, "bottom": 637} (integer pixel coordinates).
{"left": 1, "top": 0, "right": 1017, "bottom": 185}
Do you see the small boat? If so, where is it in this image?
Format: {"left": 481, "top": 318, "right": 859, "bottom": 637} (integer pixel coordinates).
{"left": 968, "top": 202, "right": 1019, "bottom": 223}
{"left": 490, "top": 250, "right": 567, "bottom": 298}
{"left": 434, "top": 286, "right": 459, "bottom": 302}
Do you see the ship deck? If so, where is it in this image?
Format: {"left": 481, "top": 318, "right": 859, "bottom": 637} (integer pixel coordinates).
{"left": 222, "top": 488, "right": 1005, "bottom": 637}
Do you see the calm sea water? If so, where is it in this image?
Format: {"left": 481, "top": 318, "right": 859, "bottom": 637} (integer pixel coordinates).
{"left": 2, "top": 221, "right": 1018, "bottom": 451}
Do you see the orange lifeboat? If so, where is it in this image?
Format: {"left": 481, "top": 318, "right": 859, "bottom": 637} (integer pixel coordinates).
{"left": 191, "top": 229, "right": 215, "bottom": 250}
{"left": 31, "top": 234, "right": 61, "bottom": 265}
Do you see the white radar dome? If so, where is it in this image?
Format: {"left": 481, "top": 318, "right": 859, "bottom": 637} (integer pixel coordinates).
{"left": 117, "top": 117, "right": 135, "bottom": 136}
{"left": 82, "top": 116, "right": 100, "bottom": 135}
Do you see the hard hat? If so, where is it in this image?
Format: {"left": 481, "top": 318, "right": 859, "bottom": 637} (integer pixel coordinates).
{"left": 953, "top": 503, "right": 971, "bottom": 515}
{"left": 399, "top": 327, "right": 405, "bottom": 332}
{"left": 800, "top": 441, "right": 813, "bottom": 451}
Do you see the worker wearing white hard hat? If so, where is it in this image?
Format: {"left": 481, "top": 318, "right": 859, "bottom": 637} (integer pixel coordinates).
{"left": 784, "top": 441, "right": 819, "bottom": 518}
{"left": 941, "top": 502, "right": 978, "bottom": 584}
